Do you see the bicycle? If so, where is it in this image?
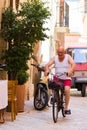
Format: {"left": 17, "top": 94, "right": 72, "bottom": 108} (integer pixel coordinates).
{"left": 48, "top": 72, "right": 67, "bottom": 123}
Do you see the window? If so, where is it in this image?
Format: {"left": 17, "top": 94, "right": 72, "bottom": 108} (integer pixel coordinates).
{"left": 67, "top": 48, "right": 87, "bottom": 63}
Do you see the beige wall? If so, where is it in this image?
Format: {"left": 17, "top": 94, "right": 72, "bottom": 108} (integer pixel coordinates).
{"left": 83, "top": 14, "right": 87, "bottom": 36}
{"left": 0, "top": 0, "right": 27, "bottom": 28}
{"left": 64, "top": 33, "right": 82, "bottom": 49}
{"left": 0, "top": 0, "right": 10, "bottom": 29}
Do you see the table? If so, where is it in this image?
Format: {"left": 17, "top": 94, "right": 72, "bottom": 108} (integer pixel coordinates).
{"left": 0, "top": 80, "right": 8, "bottom": 123}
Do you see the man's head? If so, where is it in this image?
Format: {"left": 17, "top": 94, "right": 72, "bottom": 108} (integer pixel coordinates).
{"left": 56, "top": 46, "right": 65, "bottom": 59}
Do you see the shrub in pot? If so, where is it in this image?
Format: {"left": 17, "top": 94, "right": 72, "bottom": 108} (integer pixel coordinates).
{"left": 16, "top": 70, "right": 29, "bottom": 112}
{"left": 17, "top": 70, "right": 29, "bottom": 85}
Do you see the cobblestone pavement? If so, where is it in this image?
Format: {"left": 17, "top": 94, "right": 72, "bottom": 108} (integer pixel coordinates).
{"left": 0, "top": 89, "right": 87, "bottom": 130}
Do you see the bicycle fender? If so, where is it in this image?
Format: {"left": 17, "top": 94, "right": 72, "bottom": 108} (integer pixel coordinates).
{"left": 37, "top": 83, "right": 48, "bottom": 91}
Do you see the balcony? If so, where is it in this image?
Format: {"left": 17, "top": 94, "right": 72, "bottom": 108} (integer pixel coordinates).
{"left": 55, "top": 26, "right": 69, "bottom": 33}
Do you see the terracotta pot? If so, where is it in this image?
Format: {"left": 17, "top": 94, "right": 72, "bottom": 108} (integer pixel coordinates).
{"left": 17, "top": 85, "right": 25, "bottom": 112}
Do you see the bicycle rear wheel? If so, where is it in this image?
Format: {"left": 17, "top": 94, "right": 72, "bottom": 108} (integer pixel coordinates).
{"left": 52, "top": 90, "right": 60, "bottom": 123}
{"left": 34, "top": 89, "right": 48, "bottom": 110}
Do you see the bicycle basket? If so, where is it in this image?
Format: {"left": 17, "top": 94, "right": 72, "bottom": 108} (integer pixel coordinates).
{"left": 48, "top": 76, "right": 63, "bottom": 90}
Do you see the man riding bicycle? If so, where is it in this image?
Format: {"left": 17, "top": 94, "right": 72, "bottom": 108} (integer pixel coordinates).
{"left": 44, "top": 45, "right": 76, "bottom": 114}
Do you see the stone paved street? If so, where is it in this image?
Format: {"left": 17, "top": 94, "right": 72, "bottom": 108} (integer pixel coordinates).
{"left": 0, "top": 89, "right": 87, "bottom": 130}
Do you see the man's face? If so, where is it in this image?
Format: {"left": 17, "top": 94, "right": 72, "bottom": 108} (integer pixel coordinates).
{"left": 57, "top": 47, "right": 65, "bottom": 59}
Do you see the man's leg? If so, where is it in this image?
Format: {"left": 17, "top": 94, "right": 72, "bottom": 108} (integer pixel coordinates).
{"left": 64, "top": 86, "right": 70, "bottom": 110}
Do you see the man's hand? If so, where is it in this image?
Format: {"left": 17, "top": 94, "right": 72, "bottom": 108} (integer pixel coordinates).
{"left": 68, "top": 70, "right": 73, "bottom": 77}
{"left": 44, "top": 70, "right": 49, "bottom": 76}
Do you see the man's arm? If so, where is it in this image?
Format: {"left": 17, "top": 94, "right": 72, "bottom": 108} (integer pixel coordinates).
{"left": 44, "top": 57, "right": 55, "bottom": 76}
{"left": 68, "top": 55, "right": 76, "bottom": 77}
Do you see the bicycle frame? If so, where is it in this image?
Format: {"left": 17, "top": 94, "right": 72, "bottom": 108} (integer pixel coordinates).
{"left": 48, "top": 72, "right": 66, "bottom": 123}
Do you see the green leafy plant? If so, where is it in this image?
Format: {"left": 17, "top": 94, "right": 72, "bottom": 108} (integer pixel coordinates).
{"left": 17, "top": 70, "right": 29, "bottom": 85}
{"left": 1, "top": 0, "right": 51, "bottom": 82}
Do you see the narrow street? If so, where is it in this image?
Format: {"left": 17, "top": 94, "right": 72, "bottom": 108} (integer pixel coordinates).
{"left": 0, "top": 89, "right": 87, "bottom": 130}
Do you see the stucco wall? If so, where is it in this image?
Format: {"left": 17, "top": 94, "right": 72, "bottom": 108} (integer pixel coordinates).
{"left": 83, "top": 14, "right": 87, "bottom": 36}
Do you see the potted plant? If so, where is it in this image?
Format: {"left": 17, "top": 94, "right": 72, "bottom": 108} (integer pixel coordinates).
{"left": 17, "top": 70, "right": 29, "bottom": 85}
{"left": 16, "top": 70, "right": 29, "bottom": 112}
{"left": 0, "top": 0, "right": 51, "bottom": 111}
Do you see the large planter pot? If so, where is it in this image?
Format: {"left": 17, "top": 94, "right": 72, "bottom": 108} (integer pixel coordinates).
{"left": 17, "top": 85, "right": 25, "bottom": 112}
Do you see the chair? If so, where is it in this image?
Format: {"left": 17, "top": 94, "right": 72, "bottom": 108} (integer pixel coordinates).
{"left": 8, "top": 80, "right": 18, "bottom": 121}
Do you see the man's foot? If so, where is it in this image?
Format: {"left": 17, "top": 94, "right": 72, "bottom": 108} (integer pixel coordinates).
{"left": 65, "top": 109, "right": 71, "bottom": 115}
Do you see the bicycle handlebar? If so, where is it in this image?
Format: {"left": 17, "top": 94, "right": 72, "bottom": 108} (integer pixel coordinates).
{"left": 0, "top": 64, "right": 6, "bottom": 70}
{"left": 52, "top": 72, "right": 68, "bottom": 76}
{"left": 31, "top": 63, "right": 45, "bottom": 72}
{"left": 48, "top": 72, "right": 68, "bottom": 79}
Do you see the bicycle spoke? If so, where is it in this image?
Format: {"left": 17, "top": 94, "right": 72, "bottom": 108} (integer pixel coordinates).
{"left": 61, "top": 92, "right": 66, "bottom": 117}
{"left": 52, "top": 90, "right": 59, "bottom": 123}
{"left": 34, "top": 89, "right": 48, "bottom": 110}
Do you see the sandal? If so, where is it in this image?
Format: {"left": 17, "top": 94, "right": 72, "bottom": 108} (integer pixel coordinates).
{"left": 65, "top": 109, "right": 71, "bottom": 115}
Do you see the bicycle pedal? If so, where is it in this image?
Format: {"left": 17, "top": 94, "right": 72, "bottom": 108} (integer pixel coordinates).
{"left": 50, "top": 97, "right": 53, "bottom": 104}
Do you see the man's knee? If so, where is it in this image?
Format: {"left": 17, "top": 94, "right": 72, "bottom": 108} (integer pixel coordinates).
{"left": 64, "top": 86, "right": 70, "bottom": 94}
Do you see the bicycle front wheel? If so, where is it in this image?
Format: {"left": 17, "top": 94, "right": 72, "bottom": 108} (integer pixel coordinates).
{"left": 52, "top": 90, "right": 60, "bottom": 123}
